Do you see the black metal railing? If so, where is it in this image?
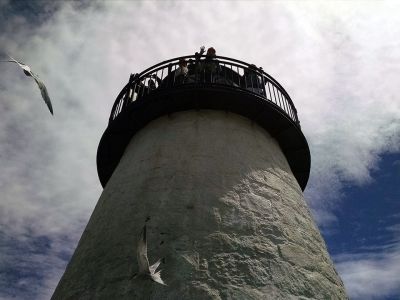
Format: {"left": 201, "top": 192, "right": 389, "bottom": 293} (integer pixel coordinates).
{"left": 109, "top": 55, "right": 299, "bottom": 126}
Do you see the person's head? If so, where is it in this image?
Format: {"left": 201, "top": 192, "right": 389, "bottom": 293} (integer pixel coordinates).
{"left": 179, "top": 58, "right": 187, "bottom": 67}
{"left": 206, "top": 47, "right": 216, "bottom": 57}
{"left": 245, "top": 64, "right": 258, "bottom": 76}
{"left": 148, "top": 79, "right": 156, "bottom": 89}
{"left": 249, "top": 64, "right": 258, "bottom": 70}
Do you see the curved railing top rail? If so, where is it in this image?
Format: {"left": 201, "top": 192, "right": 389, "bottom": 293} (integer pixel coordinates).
{"left": 137, "top": 55, "right": 294, "bottom": 102}
{"left": 109, "top": 55, "right": 300, "bottom": 127}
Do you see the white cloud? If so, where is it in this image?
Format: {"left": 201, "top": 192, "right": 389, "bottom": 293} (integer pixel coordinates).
{"left": 334, "top": 222, "right": 400, "bottom": 299}
{"left": 335, "top": 249, "right": 400, "bottom": 300}
{"left": 0, "top": 1, "right": 399, "bottom": 298}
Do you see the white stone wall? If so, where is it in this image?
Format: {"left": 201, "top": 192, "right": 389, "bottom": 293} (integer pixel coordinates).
{"left": 52, "top": 110, "right": 347, "bottom": 299}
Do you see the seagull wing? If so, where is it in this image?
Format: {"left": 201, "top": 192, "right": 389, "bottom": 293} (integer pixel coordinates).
{"left": 137, "top": 225, "right": 150, "bottom": 273}
{"left": 149, "top": 258, "right": 161, "bottom": 274}
{"left": 31, "top": 74, "right": 54, "bottom": 115}
{"left": 150, "top": 270, "right": 167, "bottom": 286}
{"left": 7, "top": 55, "right": 33, "bottom": 76}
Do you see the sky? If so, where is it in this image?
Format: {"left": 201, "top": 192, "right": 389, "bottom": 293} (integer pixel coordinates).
{"left": 0, "top": 1, "right": 399, "bottom": 299}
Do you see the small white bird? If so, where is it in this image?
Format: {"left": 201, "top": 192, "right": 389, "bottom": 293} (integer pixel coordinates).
{"left": 135, "top": 225, "right": 166, "bottom": 286}
{"left": 1, "top": 55, "right": 53, "bottom": 115}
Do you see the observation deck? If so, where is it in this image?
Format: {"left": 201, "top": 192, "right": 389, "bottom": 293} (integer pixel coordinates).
{"left": 97, "top": 55, "right": 310, "bottom": 190}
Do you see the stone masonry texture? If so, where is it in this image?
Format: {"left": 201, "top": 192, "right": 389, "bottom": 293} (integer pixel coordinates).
{"left": 52, "top": 110, "right": 347, "bottom": 299}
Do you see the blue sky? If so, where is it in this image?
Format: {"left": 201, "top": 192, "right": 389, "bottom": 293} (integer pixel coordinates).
{"left": 0, "top": 1, "right": 399, "bottom": 299}
{"left": 327, "top": 153, "right": 400, "bottom": 299}
{"left": 327, "top": 153, "right": 399, "bottom": 255}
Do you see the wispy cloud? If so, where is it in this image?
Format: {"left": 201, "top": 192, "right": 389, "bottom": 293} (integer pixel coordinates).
{"left": 0, "top": 1, "right": 399, "bottom": 298}
{"left": 334, "top": 221, "right": 400, "bottom": 299}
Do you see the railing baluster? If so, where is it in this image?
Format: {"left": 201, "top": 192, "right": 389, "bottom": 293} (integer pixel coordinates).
{"left": 281, "top": 92, "right": 288, "bottom": 115}
{"left": 140, "top": 78, "right": 145, "bottom": 98}
{"left": 287, "top": 98, "right": 294, "bottom": 122}
{"left": 277, "top": 90, "right": 284, "bottom": 112}
{"left": 224, "top": 63, "right": 227, "bottom": 83}
{"left": 260, "top": 74, "right": 266, "bottom": 97}
{"left": 288, "top": 99, "right": 294, "bottom": 121}
{"left": 267, "top": 81, "right": 272, "bottom": 102}
{"left": 283, "top": 94, "right": 290, "bottom": 117}
{"left": 237, "top": 66, "right": 240, "bottom": 86}
{"left": 116, "top": 99, "right": 122, "bottom": 117}
{"left": 229, "top": 64, "right": 233, "bottom": 85}
{"left": 244, "top": 69, "right": 248, "bottom": 90}
{"left": 117, "top": 98, "right": 122, "bottom": 115}
{"left": 287, "top": 101, "right": 292, "bottom": 120}
{"left": 250, "top": 71, "right": 254, "bottom": 93}
{"left": 278, "top": 89, "right": 282, "bottom": 109}
{"left": 133, "top": 83, "right": 137, "bottom": 101}
{"left": 172, "top": 64, "right": 177, "bottom": 86}
{"left": 278, "top": 89, "right": 283, "bottom": 110}
{"left": 272, "top": 84, "right": 279, "bottom": 106}
{"left": 215, "top": 61, "right": 219, "bottom": 84}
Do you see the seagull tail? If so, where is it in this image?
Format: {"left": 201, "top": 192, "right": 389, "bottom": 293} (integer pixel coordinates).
{"left": 0, "top": 54, "right": 19, "bottom": 64}
{"left": 150, "top": 270, "right": 167, "bottom": 286}
{"left": 6, "top": 54, "right": 19, "bottom": 64}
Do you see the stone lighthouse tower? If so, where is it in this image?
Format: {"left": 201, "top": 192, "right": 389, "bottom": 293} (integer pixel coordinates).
{"left": 52, "top": 54, "right": 347, "bottom": 299}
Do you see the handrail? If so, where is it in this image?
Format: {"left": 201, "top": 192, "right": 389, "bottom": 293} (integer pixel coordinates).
{"left": 108, "top": 55, "right": 300, "bottom": 127}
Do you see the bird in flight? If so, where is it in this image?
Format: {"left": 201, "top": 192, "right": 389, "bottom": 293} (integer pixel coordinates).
{"left": 135, "top": 224, "right": 166, "bottom": 286}
{"left": 1, "top": 55, "right": 53, "bottom": 115}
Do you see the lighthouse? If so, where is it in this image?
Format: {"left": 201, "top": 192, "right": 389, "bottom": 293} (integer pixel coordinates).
{"left": 52, "top": 54, "right": 347, "bottom": 299}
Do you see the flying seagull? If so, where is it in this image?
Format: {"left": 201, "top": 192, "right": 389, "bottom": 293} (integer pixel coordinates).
{"left": 1, "top": 55, "right": 53, "bottom": 115}
{"left": 135, "top": 224, "right": 166, "bottom": 285}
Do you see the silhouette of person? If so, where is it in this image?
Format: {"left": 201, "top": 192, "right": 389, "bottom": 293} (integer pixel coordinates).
{"left": 203, "top": 47, "right": 219, "bottom": 82}
{"left": 243, "top": 64, "right": 263, "bottom": 94}
{"left": 175, "top": 58, "right": 188, "bottom": 84}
